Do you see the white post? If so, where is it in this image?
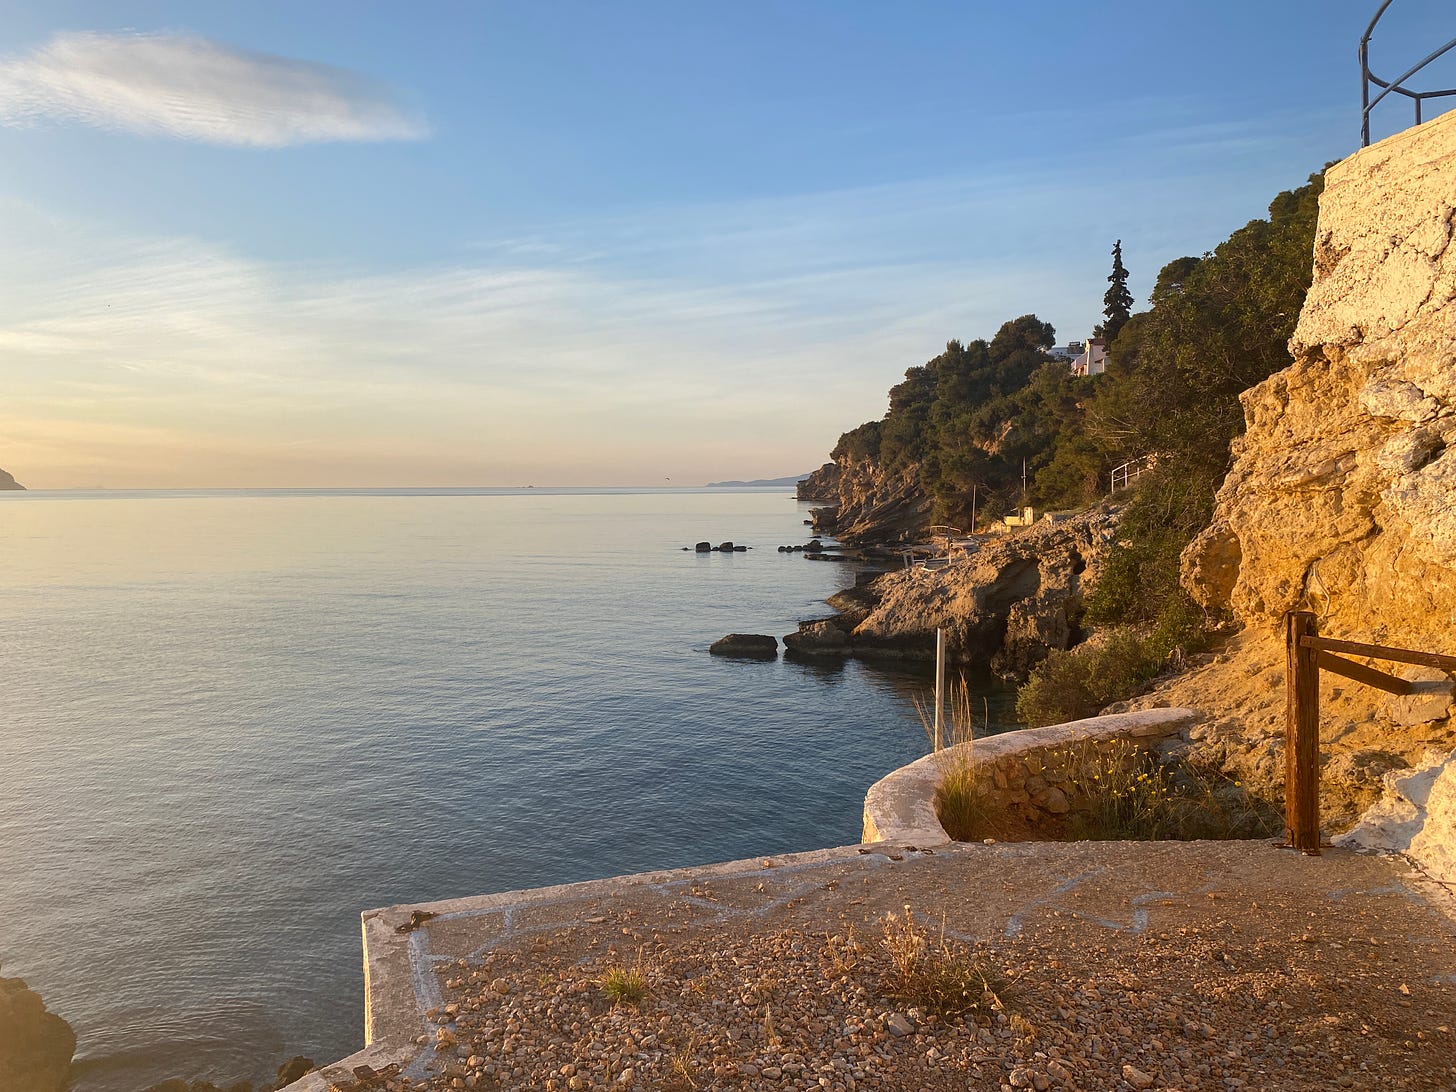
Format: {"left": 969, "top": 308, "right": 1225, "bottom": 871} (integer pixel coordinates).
{"left": 933, "top": 627, "right": 946, "bottom": 751}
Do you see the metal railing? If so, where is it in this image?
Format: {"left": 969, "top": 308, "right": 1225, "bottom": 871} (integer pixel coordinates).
{"left": 1108, "top": 456, "right": 1150, "bottom": 495}
{"left": 1361, "top": 1, "right": 1456, "bottom": 146}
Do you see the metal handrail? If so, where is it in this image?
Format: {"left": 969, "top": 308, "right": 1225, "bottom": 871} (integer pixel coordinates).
{"left": 1361, "top": 0, "right": 1456, "bottom": 146}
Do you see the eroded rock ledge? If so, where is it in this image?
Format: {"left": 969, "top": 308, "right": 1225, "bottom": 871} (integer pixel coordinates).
{"left": 785, "top": 505, "right": 1120, "bottom": 676}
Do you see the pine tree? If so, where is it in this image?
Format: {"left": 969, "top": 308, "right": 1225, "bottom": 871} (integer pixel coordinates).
{"left": 1096, "top": 239, "right": 1133, "bottom": 346}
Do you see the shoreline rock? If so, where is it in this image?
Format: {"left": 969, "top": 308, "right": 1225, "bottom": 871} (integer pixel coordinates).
{"left": 708, "top": 634, "right": 778, "bottom": 659}
{"left": 0, "top": 975, "right": 75, "bottom": 1092}
{"left": 782, "top": 505, "right": 1120, "bottom": 676}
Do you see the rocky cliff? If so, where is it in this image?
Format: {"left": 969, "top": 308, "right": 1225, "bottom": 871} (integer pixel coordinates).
{"left": 785, "top": 505, "right": 1121, "bottom": 675}
{"left": 1158, "top": 111, "right": 1456, "bottom": 867}
{"left": 1185, "top": 111, "right": 1456, "bottom": 646}
{"left": 794, "top": 457, "right": 929, "bottom": 544}
{"left": 0, "top": 467, "right": 24, "bottom": 490}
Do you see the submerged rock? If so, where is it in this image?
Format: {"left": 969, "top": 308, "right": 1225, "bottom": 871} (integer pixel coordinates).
{"left": 709, "top": 633, "right": 778, "bottom": 659}
{"left": 0, "top": 976, "right": 75, "bottom": 1092}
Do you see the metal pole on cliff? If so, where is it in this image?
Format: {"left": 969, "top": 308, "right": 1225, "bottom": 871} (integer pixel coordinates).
{"left": 933, "top": 627, "right": 946, "bottom": 751}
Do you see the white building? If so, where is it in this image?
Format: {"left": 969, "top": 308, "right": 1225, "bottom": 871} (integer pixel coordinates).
{"left": 1069, "top": 336, "right": 1107, "bottom": 377}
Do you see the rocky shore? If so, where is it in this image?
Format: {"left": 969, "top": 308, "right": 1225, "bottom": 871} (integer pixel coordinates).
{"left": 0, "top": 974, "right": 74, "bottom": 1092}
{"left": 781, "top": 506, "right": 1121, "bottom": 678}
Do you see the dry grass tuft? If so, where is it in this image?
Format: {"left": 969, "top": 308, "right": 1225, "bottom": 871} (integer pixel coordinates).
{"left": 918, "top": 682, "right": 995, "bottom": 842}
{"left": 879, "top": 905, "right": 1006, "bottom": 1017}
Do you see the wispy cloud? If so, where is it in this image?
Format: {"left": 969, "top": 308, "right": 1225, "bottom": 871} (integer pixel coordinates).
{"left": 0, "top": 31, "right": 425, "bottom": 146}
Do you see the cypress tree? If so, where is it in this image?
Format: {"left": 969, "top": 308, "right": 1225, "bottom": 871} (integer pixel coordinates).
{"left": 1097, "top": 239, "right": 1133, "bottom": 347}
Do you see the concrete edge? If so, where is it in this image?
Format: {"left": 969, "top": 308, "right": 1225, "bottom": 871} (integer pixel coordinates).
{"left": 860, "top": 707, "right": 1199, "bottom": 846}
{"left": 281, "top": 841, "right": 919, "bottom": 1089}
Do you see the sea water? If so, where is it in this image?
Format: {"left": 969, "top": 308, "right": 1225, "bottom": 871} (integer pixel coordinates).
{"left": 0, "top": 488, "right": 1016, "bottom": 1090}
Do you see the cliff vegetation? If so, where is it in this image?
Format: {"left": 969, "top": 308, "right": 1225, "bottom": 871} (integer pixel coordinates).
{"left": 798, "top": 170, "right": 1325, "bottom": 689}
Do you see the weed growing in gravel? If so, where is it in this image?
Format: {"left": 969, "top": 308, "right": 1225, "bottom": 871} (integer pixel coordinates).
{"left": 879, "top": 905, "right": 1005, "bottom": 1017}
{"left": 918, "top": 683, "right": 994, "bottom": 841}
{"left": 665, "top": 1032, "right": 701, "bottom": 1090}
{"left": 598, "top": 959, "right": 648, "bottom": 1006}
{"left": 822, "top": 925, "right": 866, "bottom": 977}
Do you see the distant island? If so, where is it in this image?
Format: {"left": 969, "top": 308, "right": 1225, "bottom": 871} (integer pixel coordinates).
{"left": 0, "top": 467, "right": 25, "bottom": 490}
{"left": 704, "top": 473, "right": 810, "bottom": 488}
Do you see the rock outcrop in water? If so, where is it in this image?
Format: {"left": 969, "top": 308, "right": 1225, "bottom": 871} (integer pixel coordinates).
{"left": 795, "top": 458, "right": 928, "bottom": 544}
{"left": 0, "top": 467, "right": 24, "bottom": 490}
{"left": 784, "top": 506, "right": 1120, "bottom": 675}
{"left": 0, "top": 975, "right": 75, "bottom": 1092}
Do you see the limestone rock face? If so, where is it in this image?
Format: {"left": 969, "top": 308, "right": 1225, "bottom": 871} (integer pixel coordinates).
{"left": 798, "top": 456, "right": 930, "bottom": 544}
{"left": 1335, "top": 748, "right": 1456, "bottom": 884}
{"left": 0, "top": 976, "right": 75, "bottom": 1092}
{"left": 846, "top": 506, "right": 1120, "bottom": 674}
{"left": 1184, "top": 110, "right": 1456, "bottom": 650}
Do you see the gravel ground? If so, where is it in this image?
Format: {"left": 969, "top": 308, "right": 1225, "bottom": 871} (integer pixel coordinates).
{"left": 324, "top": 843, "right": 1456, "bottom": 1091}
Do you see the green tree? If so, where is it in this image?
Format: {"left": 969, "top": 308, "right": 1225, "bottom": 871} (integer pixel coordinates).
{"left": 1095, "top": 239, "right": 1133, "bottom": 347}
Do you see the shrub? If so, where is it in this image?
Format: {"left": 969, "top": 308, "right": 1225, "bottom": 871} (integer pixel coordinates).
{"left": 1062, "top": 739, "right": 1177, "bottom": 840}
{"left": 1047, "top": 740, "right": 1284, "bottom": 841}
{"left": 1015, "top": 629, "right": 1160, "bottom": 727}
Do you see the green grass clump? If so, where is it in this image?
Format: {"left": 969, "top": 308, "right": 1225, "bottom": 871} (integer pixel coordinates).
{"left": 598, "top": 962, "right": 648, "bottom": 1006}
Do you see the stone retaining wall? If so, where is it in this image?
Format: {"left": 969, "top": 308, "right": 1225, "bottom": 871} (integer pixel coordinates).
{"left": 861, "top": 708, "right": 1198, "bottom": 845}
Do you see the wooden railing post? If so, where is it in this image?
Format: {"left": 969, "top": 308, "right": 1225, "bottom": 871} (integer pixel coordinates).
{"left": 1285, "top": 611, "right": 1322, "bottom": 854}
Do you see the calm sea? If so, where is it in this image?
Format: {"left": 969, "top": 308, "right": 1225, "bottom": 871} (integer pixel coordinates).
{"left": 0, "top": 488, "right": 1016, "bottom": 1090}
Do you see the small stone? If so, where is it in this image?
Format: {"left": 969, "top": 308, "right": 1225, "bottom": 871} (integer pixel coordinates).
{"left": 886, "top": 1013, "right": 914, "bottom": 1037}
{"left": 1123, "top": 1063, "right": 1155, "bottom": 1088}
{"left": 491, "top": 978, "right": 510, "bottom": 995}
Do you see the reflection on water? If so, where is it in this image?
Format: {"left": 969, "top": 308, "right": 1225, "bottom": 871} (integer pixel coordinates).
{"left": 0, "top": 489, "right": 1019, "bottom": 1090}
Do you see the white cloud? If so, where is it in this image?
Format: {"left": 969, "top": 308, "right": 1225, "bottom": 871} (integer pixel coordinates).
{"left": 0, "top": 30, "right": 425, "bottom": 146}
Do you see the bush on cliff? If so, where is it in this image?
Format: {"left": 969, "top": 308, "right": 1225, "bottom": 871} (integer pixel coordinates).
{"left": 1015, "top": 629, "right": 1161, "bottom": 727}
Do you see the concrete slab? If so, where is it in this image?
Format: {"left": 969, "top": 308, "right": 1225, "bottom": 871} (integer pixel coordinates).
{"left": 288, "top": 838, "right": 1456, "bottom": 1090}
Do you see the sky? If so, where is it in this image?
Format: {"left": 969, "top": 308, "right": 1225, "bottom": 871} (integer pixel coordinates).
{"left": 0, "top": 1, "right": 1451, "bottom": 488}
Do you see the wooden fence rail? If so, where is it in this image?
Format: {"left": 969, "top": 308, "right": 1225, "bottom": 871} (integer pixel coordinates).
{"left": 1283, "top": 611, "right": 1456, "bottom": 853}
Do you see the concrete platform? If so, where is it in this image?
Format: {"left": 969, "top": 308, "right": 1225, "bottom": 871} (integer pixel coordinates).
{"left": 290, "top": 838, "right": 1456, "bottom": 1090}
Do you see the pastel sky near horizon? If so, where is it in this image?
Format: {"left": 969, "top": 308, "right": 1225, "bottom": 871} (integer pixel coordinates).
{"left": 0, "top": 2, "right": 1451, "bottom": 488}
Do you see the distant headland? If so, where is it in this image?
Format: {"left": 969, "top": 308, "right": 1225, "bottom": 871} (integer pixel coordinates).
{"left": 0, "top": 467, "right": 24, "bottom": 490}
{"left": 704, "top": 473, "right": 810, "bottom": 488}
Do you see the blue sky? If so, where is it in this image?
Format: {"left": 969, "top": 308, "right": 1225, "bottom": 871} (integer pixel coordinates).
{"left": 0, "top": 1, "right": 1450, "bottom": 487}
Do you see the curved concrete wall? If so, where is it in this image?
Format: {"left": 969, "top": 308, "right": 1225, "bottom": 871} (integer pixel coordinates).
{"left": 861, "top": 707, "right": 1198, "bottom": 845}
